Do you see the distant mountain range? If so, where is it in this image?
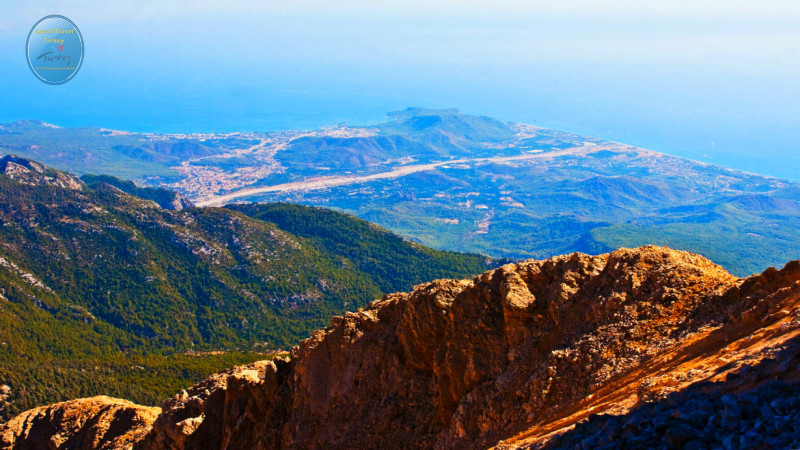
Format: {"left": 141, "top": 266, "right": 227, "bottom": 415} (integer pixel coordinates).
{"left": 0, "top": 155, "right": 494, "bottom": 420}
{"left": 3, "top": 108, "right": 799, "bottom": 276}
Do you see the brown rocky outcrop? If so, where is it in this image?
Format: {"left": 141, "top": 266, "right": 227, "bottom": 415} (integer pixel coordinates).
{"left": 4, "top": 246, "right": 800, "bottom": 449}
{"left": 0, "top": 396, "right": 158, "bottom": 450}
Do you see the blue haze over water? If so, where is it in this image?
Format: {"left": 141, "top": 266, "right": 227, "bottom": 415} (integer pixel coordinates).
{"left": 1, "top": 1, "right": 799, "bottom": 180}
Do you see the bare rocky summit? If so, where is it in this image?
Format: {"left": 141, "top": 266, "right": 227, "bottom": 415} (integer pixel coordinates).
{"left": 3, "top": 245, "right": 800, "bottom": 449}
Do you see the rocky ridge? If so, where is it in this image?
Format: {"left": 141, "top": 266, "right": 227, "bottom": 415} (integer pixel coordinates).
{"left": 0, "top": 155, "right": 83, "bottom": 190}
{"left": 3, "top": 245, "right": 800, "bottom": 449}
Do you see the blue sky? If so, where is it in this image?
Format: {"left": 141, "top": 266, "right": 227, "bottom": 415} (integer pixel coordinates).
{"left": 2, "top": 0, "right": 800, "bottom": 179}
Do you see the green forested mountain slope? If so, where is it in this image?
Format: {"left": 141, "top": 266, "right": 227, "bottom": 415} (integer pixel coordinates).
{"left": 0, "top": 155, "right": 494, "bottom": 420}
{"left": 228, "top": 202, "right": 508, "bottom": 293}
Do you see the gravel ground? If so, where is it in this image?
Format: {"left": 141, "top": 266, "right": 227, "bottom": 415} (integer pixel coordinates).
{"left": 544, "top": 380, "right": 800, "bottom": 450}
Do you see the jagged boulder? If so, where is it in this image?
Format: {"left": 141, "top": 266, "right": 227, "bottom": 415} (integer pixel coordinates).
{"left": 0, "top": 396, "right": 158, "bottom": 450}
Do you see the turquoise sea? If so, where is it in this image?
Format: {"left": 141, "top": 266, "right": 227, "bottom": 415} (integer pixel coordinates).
{"left": 2, "top": 8, "right": 799, "bottom": 180}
